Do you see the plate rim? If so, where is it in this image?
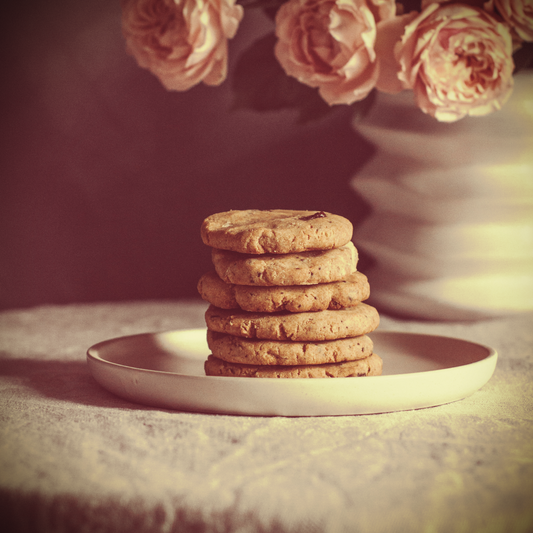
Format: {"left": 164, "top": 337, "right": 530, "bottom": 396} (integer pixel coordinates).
{"left": 86, "top": 328, "right": 498, "bottom": 415}
{"left": 86, "top": 328, "right": 497, "bottom": 381}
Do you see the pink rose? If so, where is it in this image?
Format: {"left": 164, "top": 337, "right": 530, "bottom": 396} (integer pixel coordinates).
{"left": 121, "top": 0, "right": 243, "bottom": 91}
{"left": 420, "top": 0, "right": 485, "bottom": 6}
{"left": 491, "top": 0, "right": 533, "bottom": 41}
{"left": 274, "top": 0, "right": 396, "bottom": 105}
{"left": 421, "top": 0, "right": 533, "bottom": 42}
{"left": 396, "top": 3, "right": 515, "bottom": 122}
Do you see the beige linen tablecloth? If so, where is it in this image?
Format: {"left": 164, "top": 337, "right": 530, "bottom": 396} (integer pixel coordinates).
{"left": 1, "top": 301, "right": 532, "bottom": 533}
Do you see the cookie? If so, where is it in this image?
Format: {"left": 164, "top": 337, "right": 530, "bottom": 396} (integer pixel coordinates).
{"left": 204, "top": 303, "right": 380, "bottom": 341}
{"left": 211, "top": 241, "right": 358, "bottom": 286}
{"left": 197, "top": 271, "right": 240, "bottom": 309}
{"left": 198, "top": 271, "right": 370, "bottom": 313}
{"left": 201, "top": 209, "right": 353, "bottom": 254}
{"left": 204, "top": 352, "right": 383, "bottom": 378}
{"left": 207, "top": 330, "right": 374, "bottom": 365}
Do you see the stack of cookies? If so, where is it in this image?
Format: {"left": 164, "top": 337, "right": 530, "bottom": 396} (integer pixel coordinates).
{"left": 197, "top": 209, "right": 382, "bottom": 378}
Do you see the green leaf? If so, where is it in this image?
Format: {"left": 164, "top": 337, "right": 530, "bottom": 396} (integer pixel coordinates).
{"left": 513, "top": 42, "right": 533, "bottom": 72}
{"left": 350, "top": 89, "right": 378, "bottom": 123}
{"left": 236, "top": 0, "right": 286, "bottom": 19}
{"left": 231, "top": 33, "right": 335, "bottom": 123}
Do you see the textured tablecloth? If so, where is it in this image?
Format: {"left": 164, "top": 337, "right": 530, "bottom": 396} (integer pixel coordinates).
{"left": 1, "top": 301, "right": 532, "bottom": 533}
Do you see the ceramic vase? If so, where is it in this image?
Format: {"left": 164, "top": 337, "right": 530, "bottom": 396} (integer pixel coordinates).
{"left": 351, "top": 71, "right": 533, "bottom": 320}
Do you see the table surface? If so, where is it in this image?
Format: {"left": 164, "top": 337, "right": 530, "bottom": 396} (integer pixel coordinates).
{"left": 1, "top": 300, "right": 532, "bottom": 533}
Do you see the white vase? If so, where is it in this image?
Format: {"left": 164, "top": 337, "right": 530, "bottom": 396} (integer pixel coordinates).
{"left": 351, "top": 71, "right": 533, "bottom": 320}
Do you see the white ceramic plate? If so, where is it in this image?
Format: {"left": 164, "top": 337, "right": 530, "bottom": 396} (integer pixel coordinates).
{"left": 87, "top": 329, "right": 497, "bottom": 417}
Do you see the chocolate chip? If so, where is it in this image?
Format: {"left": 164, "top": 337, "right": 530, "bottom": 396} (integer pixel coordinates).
{"left": 300, "top": 211, "right": 326, "bottom": 221}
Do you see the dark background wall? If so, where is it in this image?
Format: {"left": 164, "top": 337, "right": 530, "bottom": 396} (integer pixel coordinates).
{"left": 0, "top": 0, "right": 373, "bottom": 310}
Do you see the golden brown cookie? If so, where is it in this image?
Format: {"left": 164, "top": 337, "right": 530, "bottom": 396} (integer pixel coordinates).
{"left": 197, "top": 271, "right": 239, "bottom": 309}
{"left": 204, "top": 352, "right": 383, "bottom": 378}
{"left": 201, "top": 209, "right": 353, "bottom": 254}
{"left": 211, "top": 242, "right": 358, "bottom": 286}
{"left": 198, "top": 271, "right": 370, "bottom": 312}
{"left": 207, "top": 330, "right": 374, "bottom": 365}
{"left": 204, "top": 303, "right": 380, "bottom": 341}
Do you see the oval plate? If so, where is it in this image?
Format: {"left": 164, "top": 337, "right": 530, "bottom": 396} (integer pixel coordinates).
{"left": 87, "top": 329, "right": 497, "bottom": 417}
